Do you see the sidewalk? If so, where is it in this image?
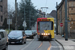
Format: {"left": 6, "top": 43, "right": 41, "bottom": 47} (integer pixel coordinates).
{"left": 55, "top": 34, "right": 75, "bottom": 50}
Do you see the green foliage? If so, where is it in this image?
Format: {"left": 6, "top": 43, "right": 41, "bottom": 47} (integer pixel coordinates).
{"left": 3, "top": 0, "right": 39, "bottom": 30}
{"left": 18, "top": 0, "right": 38, "bottom": 30}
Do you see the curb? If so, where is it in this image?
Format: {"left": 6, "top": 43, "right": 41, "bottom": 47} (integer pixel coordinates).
{"left": 55, "top": 39, "right": 65, "bottom": 50}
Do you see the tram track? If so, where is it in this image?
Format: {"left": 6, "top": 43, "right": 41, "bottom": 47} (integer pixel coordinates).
{"left": 36, "top": 41, "right": 43, "bottom": 50}
{"left": 36, "top": 41, "right": 52, "bottom": 50}
{"left": 47, "top": 41, "right": 51, "bottom": 50}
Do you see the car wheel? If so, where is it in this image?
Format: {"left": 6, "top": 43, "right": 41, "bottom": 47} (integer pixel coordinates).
{"left": 3, "top": 45, "right": 8, "bottom": 50}
{"left": 32, "top": 36, "right": 34, "bottom": 39}
{"left": 21, "top": 40, "right": 24, "bottom": 44}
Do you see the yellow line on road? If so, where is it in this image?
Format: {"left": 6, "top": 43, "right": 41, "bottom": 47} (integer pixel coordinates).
{"left": 36, "top": 42, "right": 43, "bottom": 50}
{"left": 47, "top": 42, "right": 51, "bottom": 50}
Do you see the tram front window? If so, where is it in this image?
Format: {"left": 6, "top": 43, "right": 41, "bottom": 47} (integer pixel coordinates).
{"left": 38, "top": 21, "right": 53, "bottom": 33}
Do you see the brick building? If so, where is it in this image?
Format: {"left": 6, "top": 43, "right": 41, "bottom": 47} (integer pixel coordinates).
{"left": 57, "top": 0, "right": 75, "bottom": 38}
{"left": 0, "top": 0, "right": 8, "bottom": 28}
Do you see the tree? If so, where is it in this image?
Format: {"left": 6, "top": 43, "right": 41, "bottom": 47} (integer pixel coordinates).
{"left": 3, "top": 1, "right": 39, "bottom": 30}
{"left": 6, "top": 5, "right": 16, "bottom": 30}
{"left": 18, "top": 0, "right": 38, "bottom": 30}
{"left": 2, "top": 18, "right": 8, "bottom": 29}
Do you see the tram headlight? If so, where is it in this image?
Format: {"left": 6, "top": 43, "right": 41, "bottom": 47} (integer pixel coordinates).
{"left": 41, "top": 33, "right": 43, "bottom": 35}
{"left": 44, "top": 33, "right": 45, "bottom": 35}
{"left": 46, "top": 33, "right": 47, "bottom": 35}
{"left": 41, "top": 33, "right": 51, "bottom": 35}
{"left": 48, "top": 33, "right": 50, "bottom": 35}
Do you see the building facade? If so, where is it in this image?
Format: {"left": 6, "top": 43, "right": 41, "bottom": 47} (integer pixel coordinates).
{"left": 0, "top": 0, "right": 8, "bottom": 27}
{"left": 57, "top": 0, "right": 75, "bottom": 38}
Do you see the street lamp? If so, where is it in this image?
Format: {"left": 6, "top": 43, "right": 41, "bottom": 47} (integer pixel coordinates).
{"left": 22, "top": 0, "right": 26, "bottom": 31}
{"left": 15, "top": 0, "right": 17, "bottom": 30}
{"left": 26, "top": 0, "right": 31, "bottom": 30}
{"left": 56, "top": 2, "right": 58, "bottom": 35}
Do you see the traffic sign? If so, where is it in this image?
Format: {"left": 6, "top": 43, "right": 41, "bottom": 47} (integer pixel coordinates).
{"left": 23, "top": 20, "right": 27, "bottom": 27}
{"left": 60, "top": 23, "right": 63, "bottom": 27}
{"left": 7, "top": 19, "right": 12, "bottom": 25}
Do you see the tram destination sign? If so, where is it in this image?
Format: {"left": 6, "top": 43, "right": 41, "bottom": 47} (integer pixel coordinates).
{"left": 41, "top": 19, "right": 50, "bottom": 21}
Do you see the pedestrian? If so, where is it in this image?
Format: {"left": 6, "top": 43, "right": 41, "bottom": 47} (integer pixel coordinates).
{"left": 22, "top": 31, "right": 25, "bottom": 36}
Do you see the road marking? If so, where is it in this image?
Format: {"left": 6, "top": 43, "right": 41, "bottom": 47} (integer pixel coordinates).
{"left": 47, "top": 42, "right": 51, "bottom": 50}
{"left": 21, "top": 39, "right": 34, "bottom": 50}
{"left": 55, "top": 41, "right": 63, "bottom": 50}
{"left": 36, "top": 42, "right": 43, "bottom": 50}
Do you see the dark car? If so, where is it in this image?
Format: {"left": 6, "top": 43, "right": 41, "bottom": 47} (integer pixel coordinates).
{"left": 25, "top": 30, "right": 34, "bottom": 39}
{"left": 32, "top": 30, "right": 37, "bottom": 36}
{"left": 0, "top": 30, "right": 8, "bottom": 50}
{"left": 8, "top": 30, "right": 26, "bottom": 44}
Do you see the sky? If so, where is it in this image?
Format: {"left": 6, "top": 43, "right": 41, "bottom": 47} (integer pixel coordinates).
{"left": 8, "top": 0, "right": 62, "bottom": 13}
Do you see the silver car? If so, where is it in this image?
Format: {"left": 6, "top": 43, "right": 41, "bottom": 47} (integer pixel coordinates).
{"left": 25, "top": 30, "right": 34, "bottom": 39}
{"left": 0, "top": 30, "right": 8, "bottom": 50}
{"left": 32, "top": 30, "right": 37, "bottom": 36}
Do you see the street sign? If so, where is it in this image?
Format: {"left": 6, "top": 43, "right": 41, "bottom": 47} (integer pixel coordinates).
{"left": 23, "top": 20, "right": 27, "bottom": 27}
{"left": 7, "top": 19, "right": 12, "bottom": 25}
{"left": 60, "top": 23, "right": 63, "bottom": 27}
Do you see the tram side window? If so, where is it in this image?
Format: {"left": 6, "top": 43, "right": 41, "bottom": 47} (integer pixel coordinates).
{"left": 38, "top": 22, "right": 40, "bottom": 30}
{"left": 51, "top": 22, "right": 53, "bottom": 30}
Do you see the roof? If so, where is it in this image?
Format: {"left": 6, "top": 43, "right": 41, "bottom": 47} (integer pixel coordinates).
{"left": 57, "top": 0, "right": 75, "bottom": 10}
{"left": 57, "top": 0, "right": 64, "bottom": 10}
{"left": 49, "top": 10, "right": 56, "bottom": 18}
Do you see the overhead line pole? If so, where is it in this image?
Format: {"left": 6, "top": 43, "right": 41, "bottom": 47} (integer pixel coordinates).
{"left": 15, "top": 0, "right": 17, "bottom": 30}
{"left": 29, "top": 0, "right": 31, "bottom": 30}
{"left": 65, "top": 0, "right": 68, "bottom": 41}
{"left": 23, "top": 0, "right": 26, "bottom": 31}
{"left": 24, "top": 4, "right": 25, "bottom": 31}
{"left": 56, "top": 2, "right": 58, "bottom": 35}
{"left": 8, "top": 17, "right": 10, "bottom": 33}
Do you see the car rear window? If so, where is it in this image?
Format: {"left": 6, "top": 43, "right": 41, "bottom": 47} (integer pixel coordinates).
{"left": 8, "top": 31, "right": 22, "bottom": 37}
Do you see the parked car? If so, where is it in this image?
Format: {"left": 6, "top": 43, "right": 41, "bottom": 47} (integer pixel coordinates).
{"left": 0, "top": 30, "right": 8, "bottom": 50}
{"left": 32, "top": 30, "right": 37, "bottom": 36}
{"left": 8, "top": 30, "right": 26, "bottom": 44}
{"left": 25, "top": 30, "right": 34, "bottom": 39}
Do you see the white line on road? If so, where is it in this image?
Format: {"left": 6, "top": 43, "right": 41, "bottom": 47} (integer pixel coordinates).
{"left": 21, "top": 39, "right": 34, "bottom": 50}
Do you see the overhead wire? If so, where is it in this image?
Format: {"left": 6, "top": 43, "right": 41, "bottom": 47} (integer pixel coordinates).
{"left": 45, "top": 0, "right": 47, "bottom": 6}
{"left": 45, "top": 0, "right": 48, "bottom": 14}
